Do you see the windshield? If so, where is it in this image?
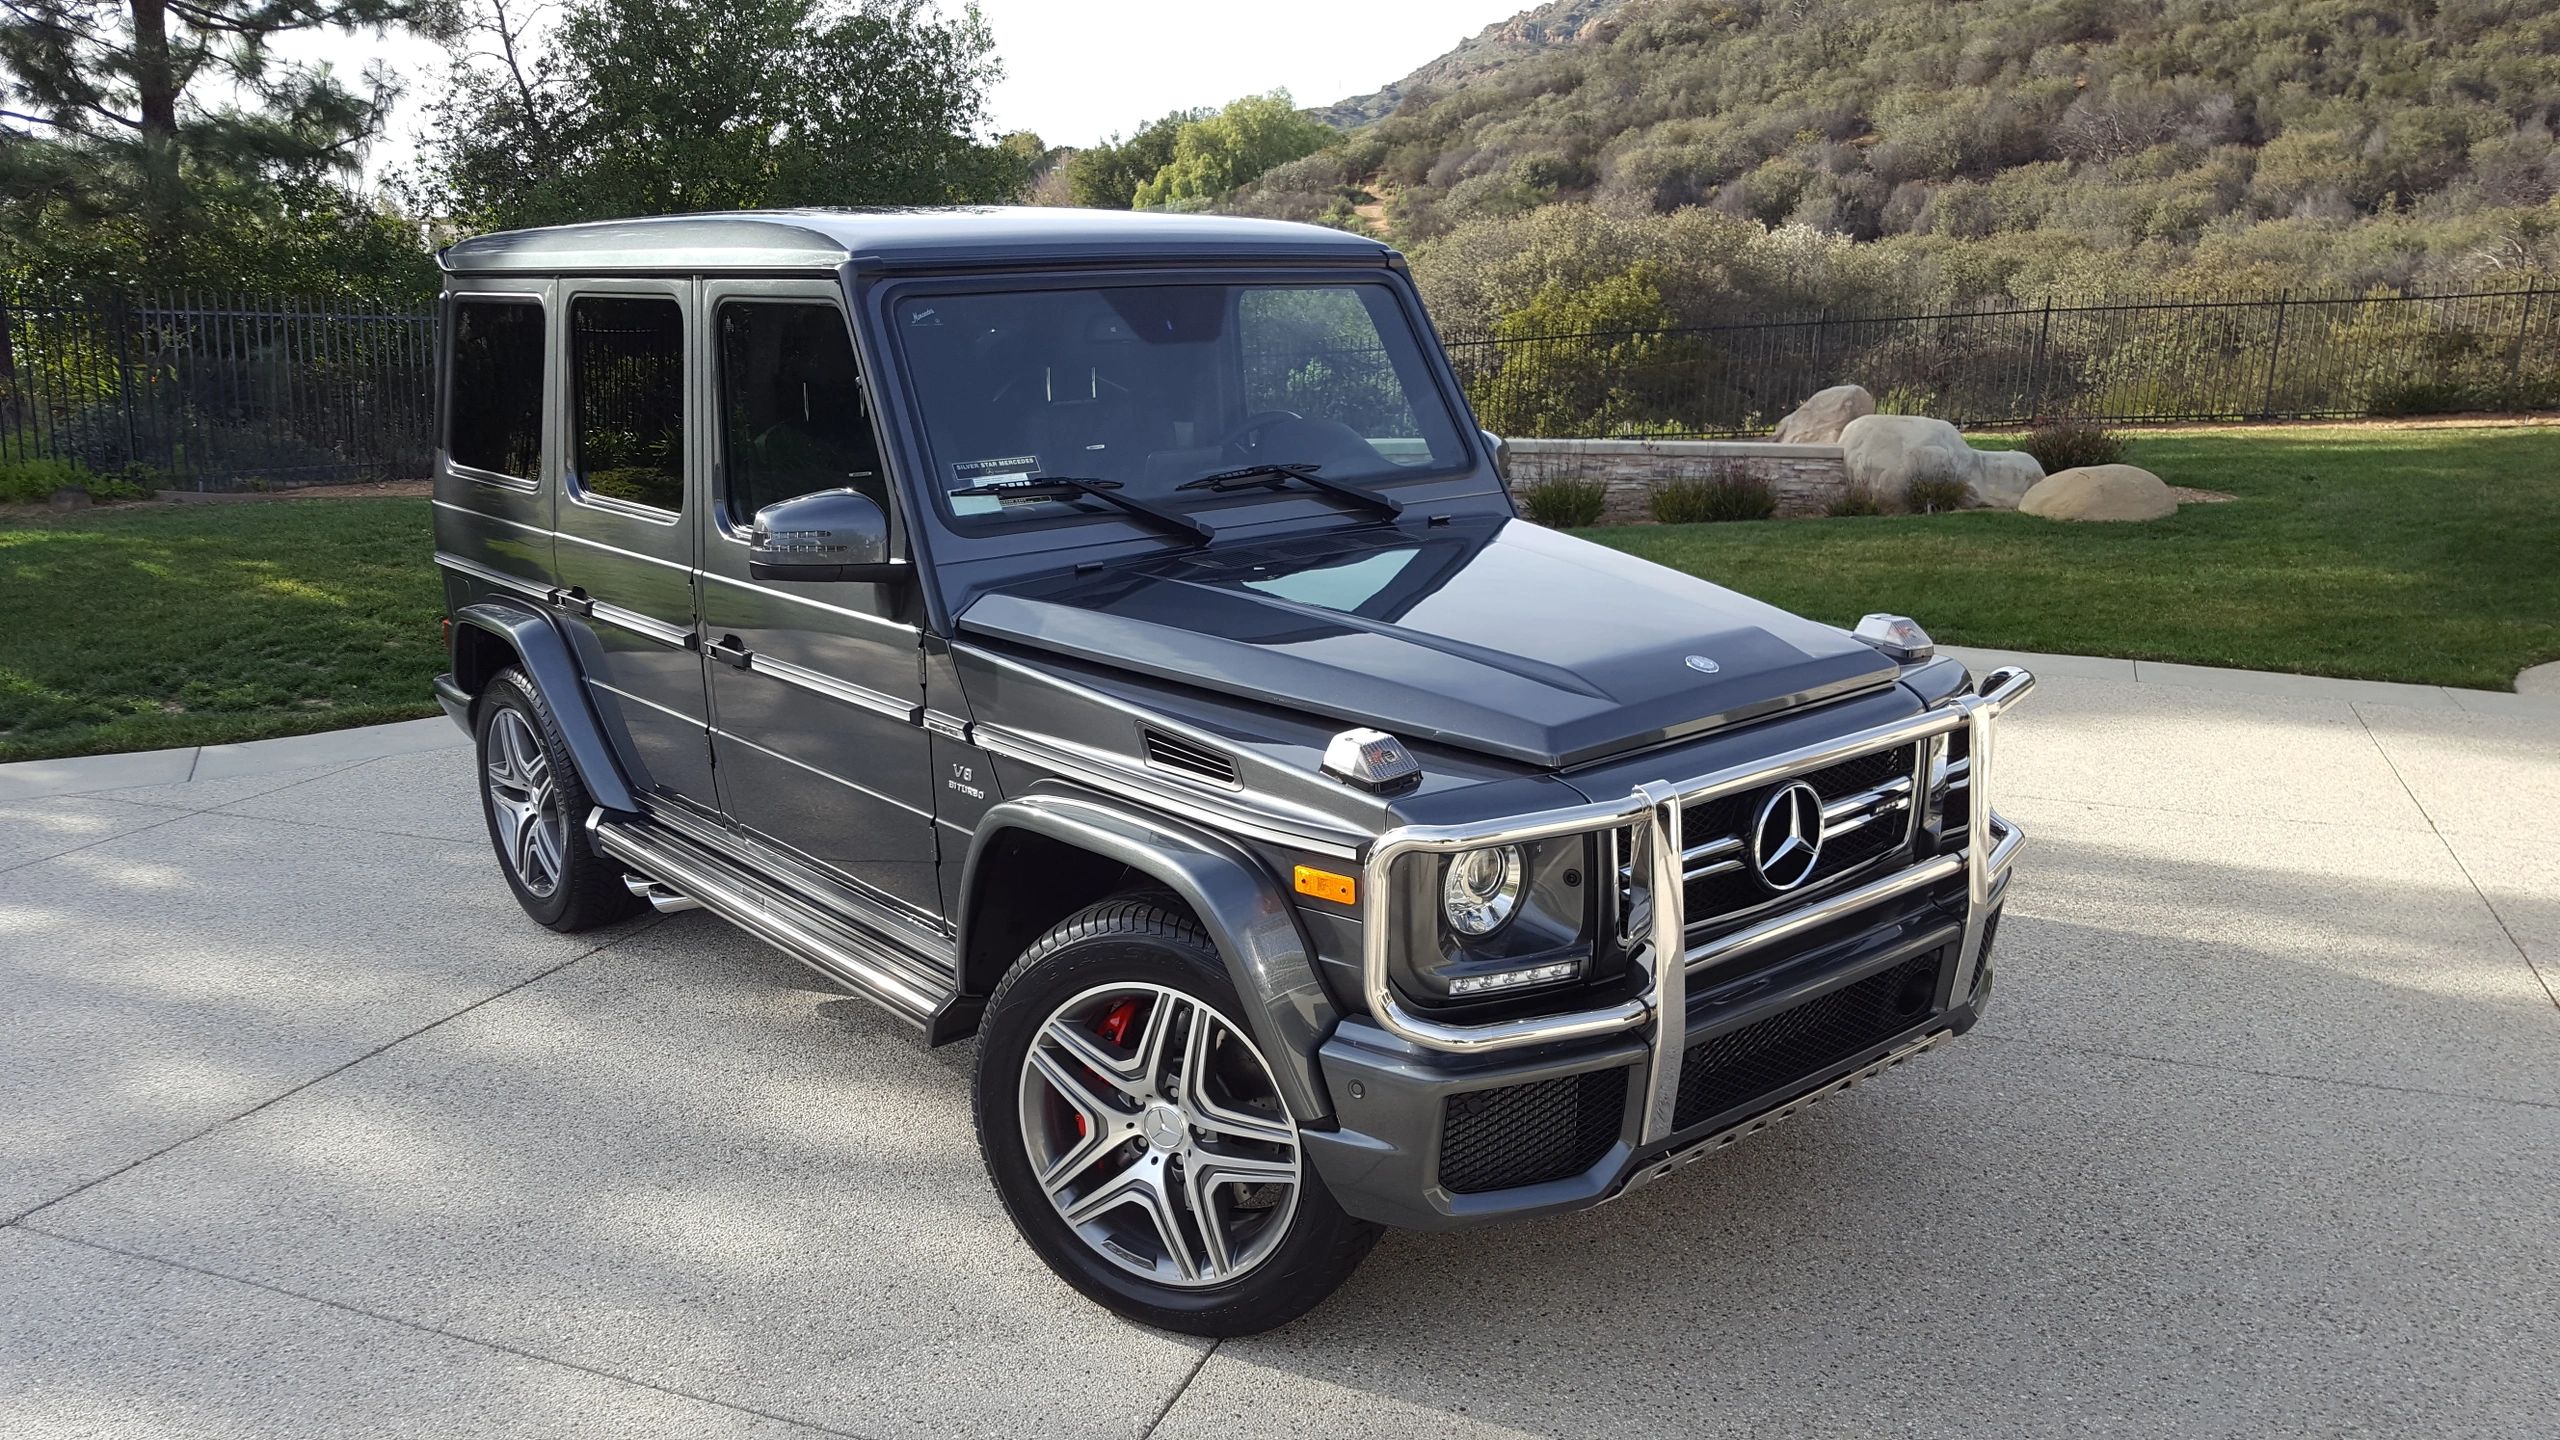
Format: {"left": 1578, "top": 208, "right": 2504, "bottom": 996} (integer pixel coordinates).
{"left": 892, "top": 281, "right": 1474, "bottom": 531}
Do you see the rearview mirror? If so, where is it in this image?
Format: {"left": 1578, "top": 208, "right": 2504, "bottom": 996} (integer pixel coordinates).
{"left": 1480, "top": 429, "right": 1511, "bottom": 489}
{"left": 747, "top": 489, "right": 906, "bottom": 583}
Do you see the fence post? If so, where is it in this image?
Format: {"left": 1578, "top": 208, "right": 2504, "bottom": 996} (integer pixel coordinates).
{"left": 2259, "top": 289, "right": 2290, "bottom": 419}
{"left": 110, "top": 292, "right": 141, "bottom": 468}
{"left": 2026, "top": 297, "right": 2054, "bottom": 419}
{"left": 2511, "top": 284, "right": 2538, "bottom": 386}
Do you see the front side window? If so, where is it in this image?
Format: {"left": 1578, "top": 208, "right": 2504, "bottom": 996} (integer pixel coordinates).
{"left": 570, "top": 295, "right": 685, "bottom": 513}
{"left": 448, "top": 299, "right": 544, "bottom": 481}
{"left": 892, "top": 281, "right": 1472, "bottom": 531}
{"left": 717, "top": 301, "right": 887, "bottom": 527}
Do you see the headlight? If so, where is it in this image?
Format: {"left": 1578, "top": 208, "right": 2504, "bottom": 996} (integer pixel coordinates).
{"left": 1442, "top": 845, "right": 1526, "bottom": 936}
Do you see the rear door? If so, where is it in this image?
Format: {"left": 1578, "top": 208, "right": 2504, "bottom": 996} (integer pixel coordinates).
{"left": 694, "top": 280, "right": 940, "bottom": 921}
{"left": 550, "top": 279, "right": 718, "bottom": 806}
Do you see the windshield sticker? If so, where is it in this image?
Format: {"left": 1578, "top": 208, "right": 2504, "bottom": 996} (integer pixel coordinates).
{"left": 949, "top": 454, "right": 1041, "bottom": 515}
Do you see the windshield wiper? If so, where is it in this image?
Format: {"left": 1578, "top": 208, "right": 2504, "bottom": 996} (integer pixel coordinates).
{"left": 1174, "top": 462, "right": 1403, "bottom": 519}
{"left": 947, "top": 474, "right": 1215, "bottom": 545}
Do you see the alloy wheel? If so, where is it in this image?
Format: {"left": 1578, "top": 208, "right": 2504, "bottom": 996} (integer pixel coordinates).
{"left": 1018, "top": 982, "right": 1302, "bottom": 1288}
{"left": 484, "top": 707, "right": 566, "bottom": 898}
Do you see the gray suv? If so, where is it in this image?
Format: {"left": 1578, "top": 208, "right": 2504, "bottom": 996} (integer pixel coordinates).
{"left": 430, "top": 208, "right": 2034, "bottom": 1335}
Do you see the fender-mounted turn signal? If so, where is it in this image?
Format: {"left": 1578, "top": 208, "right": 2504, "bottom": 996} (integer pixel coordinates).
{"left": 1293, "top": 865, "right": 1356, "bottom": 905}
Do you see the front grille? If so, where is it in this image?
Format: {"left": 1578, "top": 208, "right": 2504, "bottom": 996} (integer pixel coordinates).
{"left": 1438, "top": 1067, "right": 1628, "bottom": 1194}
{"left": 1672, "top": 950, "right": 1943, "bottom": 1131}
{"left": 1676, "top": 743, "right": 1920, "bottom": 928}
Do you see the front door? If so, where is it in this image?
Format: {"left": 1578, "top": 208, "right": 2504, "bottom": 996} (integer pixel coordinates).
{"left": 551, "top": 280, "right": 717, "bottom": 805}
{"left": 695, "top": 282, "right": 941, "bottom": 920}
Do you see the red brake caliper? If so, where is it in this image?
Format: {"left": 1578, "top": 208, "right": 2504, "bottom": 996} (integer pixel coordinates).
{"left": 1074, "top": 998, "right": 1144, "bottom": 1139}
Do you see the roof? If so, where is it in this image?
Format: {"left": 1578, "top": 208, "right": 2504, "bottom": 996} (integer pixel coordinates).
{"left": 438, "top": 207, "right": 1397, "bottom": 275}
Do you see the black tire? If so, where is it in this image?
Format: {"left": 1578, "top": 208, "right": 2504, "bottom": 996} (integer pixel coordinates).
{"left": 473, "top": 666, "right": 645, "bottom": 933}
{"left": 974, "top": 898, "right": 1381, "bottom": 1337}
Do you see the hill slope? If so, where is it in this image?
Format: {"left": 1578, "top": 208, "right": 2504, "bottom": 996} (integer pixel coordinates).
{"left": 1310, "top": 0, "right": 1630, "bottom": 128}
{"left": 1237, "top": 0, "right": 2559, "bottom": 312}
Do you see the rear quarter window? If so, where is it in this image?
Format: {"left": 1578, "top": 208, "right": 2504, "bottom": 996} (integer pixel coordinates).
{"left": 447, "top": 299, "right": 545, "bottom": 482}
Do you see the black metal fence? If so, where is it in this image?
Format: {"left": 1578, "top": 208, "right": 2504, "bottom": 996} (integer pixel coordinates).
{"left": 6, "top": 284, "right": 2554, "bottom": 489}
{"left": 1445, "top": 286, "right": 2558, "bottom": 439}
{"left": 0, "top": 289, "right": 434, "bottom": 490}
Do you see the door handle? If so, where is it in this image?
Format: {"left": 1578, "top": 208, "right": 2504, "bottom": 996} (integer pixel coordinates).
{"left": 705, "top": 634, "right": 753, "bottom": 668}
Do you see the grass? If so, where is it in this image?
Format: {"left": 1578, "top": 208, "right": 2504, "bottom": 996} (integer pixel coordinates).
{"left": 2, "top": 423, "right": 2552, "bottom": 763}
{"left": 0, "top": 500, "right": 443, "bottom": 762}
{"left": 1586, "top": 423, "right": 2560, "bottom": 691}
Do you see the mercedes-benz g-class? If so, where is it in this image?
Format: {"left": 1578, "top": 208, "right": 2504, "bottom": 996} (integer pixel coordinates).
{"left": 430, "top": 208, "right": 2033, "bottom": 1336}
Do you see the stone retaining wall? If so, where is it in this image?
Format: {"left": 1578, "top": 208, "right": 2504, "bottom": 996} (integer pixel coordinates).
{"left": 1501, "top": 439, "right": 1851, "bottom": 522}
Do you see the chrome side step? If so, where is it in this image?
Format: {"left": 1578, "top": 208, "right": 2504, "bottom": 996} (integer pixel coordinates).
{"left": 589, "top": 811, "right": 956, "bottom": 1034}
{"left": 623, "top": 874, "right": 704, "bottom": 914}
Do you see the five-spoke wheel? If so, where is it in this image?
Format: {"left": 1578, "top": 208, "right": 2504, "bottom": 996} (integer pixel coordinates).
{"left": 976, "top": 897, "right": 1379, "bottom": 1335}
{"left": 472, "top": 666, "right": 644, "bottom": 932}
{"left": 1021, "top": 982, "right": 1302, "bottom": 1287}
{"left": 483, "top": 705, "right": 566, "bottom": 898}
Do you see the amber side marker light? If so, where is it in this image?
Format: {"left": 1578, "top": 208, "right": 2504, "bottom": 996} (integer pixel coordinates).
{"left": 1293, "top": 866, "right": 1356, "bottom": 905}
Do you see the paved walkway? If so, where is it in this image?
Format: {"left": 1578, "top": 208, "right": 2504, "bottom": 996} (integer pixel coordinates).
{"left": 3, "top": 655, "right": 2556, "bottom": 1437}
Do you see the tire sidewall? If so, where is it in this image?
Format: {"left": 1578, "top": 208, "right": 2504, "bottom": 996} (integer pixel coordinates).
{"left": 975, "top": 907, "right": 1373, "bottom": 1336}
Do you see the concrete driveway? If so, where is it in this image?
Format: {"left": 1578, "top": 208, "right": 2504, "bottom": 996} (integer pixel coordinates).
{"left": 4, "top": 653, "right": 2556, "bottom": 1438}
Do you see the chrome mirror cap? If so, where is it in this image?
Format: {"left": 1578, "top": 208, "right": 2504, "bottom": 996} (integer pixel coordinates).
{"left": 1853, "top": 613, "right": 1934, "bottom": 663}
{"left": 1322, "top": 727, "right": 1422, "bottom": 792}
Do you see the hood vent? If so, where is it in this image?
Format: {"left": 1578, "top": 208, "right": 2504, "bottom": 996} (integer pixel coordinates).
{"left": 1141, "top": 729, "right": 1240, "bottom": 789}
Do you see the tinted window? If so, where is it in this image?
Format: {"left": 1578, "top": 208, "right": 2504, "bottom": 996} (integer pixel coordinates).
{"left": 570, "top": 296, "right": 684, "bottom": 513}
{"left": 892, "top": 282, "right": 1470, "bottom": 531}
{"left": 448, "top": 299, "right": 543, "bottom": 480}
{"left": 717, "top": 302, "right": 886, "bottom": 525}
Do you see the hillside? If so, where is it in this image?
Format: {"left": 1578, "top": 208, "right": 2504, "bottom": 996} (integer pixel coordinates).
{"left": 1309, "top": 0, "right": 1628, "bottom": 129}
{"left": 1235, "top": 0, "right": 2560, "bottom": 320}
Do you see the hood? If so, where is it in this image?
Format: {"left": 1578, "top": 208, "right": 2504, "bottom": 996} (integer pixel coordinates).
{"left": 955, "top": 517, "right": 1899, "bottom": 769}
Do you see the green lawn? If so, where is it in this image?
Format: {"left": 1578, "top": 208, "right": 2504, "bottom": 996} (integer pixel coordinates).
{"left": 0, "top": 500, "right": 443, "bottom": 762}
{"left": 1588, "top": 423, "right": 2560, "bottom": 691}
{"left": 1, "top": 424, "right": 2552, "bottom": 764}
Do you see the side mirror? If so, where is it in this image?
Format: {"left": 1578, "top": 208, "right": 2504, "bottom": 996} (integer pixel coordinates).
{"left": 747, "top": 489, "right": 906, "bottom": 583}
{"left": 1480, "top": 429, "right": 1511, "bottom": 489}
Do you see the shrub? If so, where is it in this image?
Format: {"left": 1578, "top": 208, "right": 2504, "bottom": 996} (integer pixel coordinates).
{"left": 1516, "top": 477, "right": 1609, "bottom": 528}
{"left": 1652, "top": 471, "right": 1777, "bottom": 524}
{"left": 1826, "top": 483, "right": 1886, "bottom": 517}
{"left": 2018, "top": 417, "right": 2129, "bottom": 472}
{"left": 0, "top": 457, "right": 145, "bottom": 505}
{"left": 1905, "top": 475, "right": 1972, "bottom": 513}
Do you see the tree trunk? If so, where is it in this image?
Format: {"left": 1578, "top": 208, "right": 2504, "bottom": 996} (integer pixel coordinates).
{"left": 128, "top": 0, "right": 183, "bottom": 251}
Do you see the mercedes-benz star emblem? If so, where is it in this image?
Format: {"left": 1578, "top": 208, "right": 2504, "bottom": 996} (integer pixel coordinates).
{"left": 1684, "top": 654, "right": 1721, "bottom": 674}
{"left": 1749, "top": 780, "right": 1826, "bottom": 891}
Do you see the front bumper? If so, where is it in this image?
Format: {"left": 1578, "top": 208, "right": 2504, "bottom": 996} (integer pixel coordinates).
{"left": 1304, "top": 665, "right": 2032, "bottom": 1230}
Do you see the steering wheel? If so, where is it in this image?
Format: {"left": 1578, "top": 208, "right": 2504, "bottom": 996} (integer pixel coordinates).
{"left": 1217, "top": 410, "right": 1303, "bottom": 457}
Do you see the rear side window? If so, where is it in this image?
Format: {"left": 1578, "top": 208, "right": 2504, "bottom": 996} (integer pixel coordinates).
{"left": 570, "top": 295, "right": 685, "bottom": 514}
{"left": 447, "top": 299, "right": 544, "bottom": 481}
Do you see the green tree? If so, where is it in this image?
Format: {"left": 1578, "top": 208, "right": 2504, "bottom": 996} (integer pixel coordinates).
{"left": 1060, "top": 108, "right": 1203, "bottom": 210}
{"left": 417, "top": 0, "right": 1018, "bottom": 231}
{"left": 1130, "top": 92, "right": 1331, "bottom": 211}
{"left": 0, "top": 0, "right": 425, "bottom": 289}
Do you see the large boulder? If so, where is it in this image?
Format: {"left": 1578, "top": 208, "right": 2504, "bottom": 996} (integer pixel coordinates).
{"left": 1839, "top": 413, "right": 1976, "bottom": 509}
{"left": 1772, "top": 383, "right": 1875, "bottom": 445}
{"left": 2019, "top": 464, "right": 2178, "bottom": 522}
{"left": 1972, "top": 449, "right": 2045, "bottom": 508}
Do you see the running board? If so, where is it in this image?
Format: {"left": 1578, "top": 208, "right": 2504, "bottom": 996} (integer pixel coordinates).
{"left": 589, "top": 811, "right": 956, "bottom": 1035}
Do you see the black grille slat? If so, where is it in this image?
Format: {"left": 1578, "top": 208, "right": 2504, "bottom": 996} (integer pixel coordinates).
{"left": 1139, "top": 729, "right": 1237, "bottom": 787}
{"left": 1438, "top": 1068, "right": 1627, "bottom": 1194}
{"left": 1673, "top": 951, "right": 1942, "bottom": 1131}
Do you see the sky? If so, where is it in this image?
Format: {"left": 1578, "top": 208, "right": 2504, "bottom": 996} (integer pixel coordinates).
{"left": 285, "top": 0, "right": 1524, "bottom": 184}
